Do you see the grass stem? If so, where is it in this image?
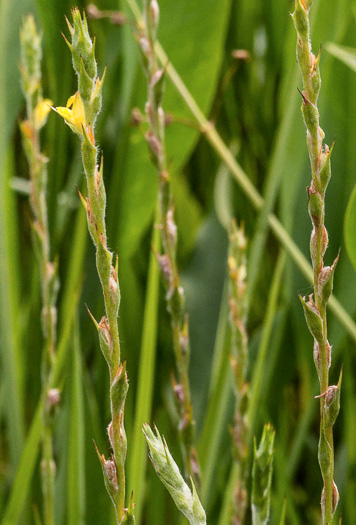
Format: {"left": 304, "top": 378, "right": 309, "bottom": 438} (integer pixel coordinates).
{"left": 19, "top": 16, "right": 59, "bottom": 524}
{"left": 138, "top": 0, "right": 200, "bottom": 486}
{"left": 53, "top": 9, "right": 131, "bottom": 522}
{"left": 293, "top": 1, "right": 342, "bottom": 521}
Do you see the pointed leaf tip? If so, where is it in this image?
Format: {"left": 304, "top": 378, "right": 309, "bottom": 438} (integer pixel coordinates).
{"left": 85, "top": 304, "right": 99, "bottom": 330}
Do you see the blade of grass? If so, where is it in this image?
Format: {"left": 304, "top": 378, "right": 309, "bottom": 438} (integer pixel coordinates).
{"left": 248, "top": 251, "right": 286, "bottom": 430}
{"left": 206, "top": 280, "right": 230, "bottom": 395}
{"left": 218, "top": 464, "right": 237, "bottom": 525}
{"left": 67, "top": 316, "right": 86, "bottom": 525}
{"left": 2, "top": 285, "right": 82, "bottom": 525}
{"left": 128, "top": 218, "right": 160, "bottom": 524}
{"left": 199, "top": 281, "right": 233, "bottom": 506}
{"left": 60, "top": 186, "right": 88, "bottom": 320}
{"left": 279, "top": 499, "right": 287, "bottom": 525}
{"left": 325, "top": 42, "right": 356, "bottom": 73}
{"left": 273, "top": 385, "right": 300, "bottom": 525}
{"left": 0, "top": 0, "right": 30, "bottom": 469}
{"left": 1, "top": 187, "right": 85, "bottom": 521}
{"left": 126, "top": 0, "right": 356, "bottom": 344}
{"left": 1, "top": 406, "right": 41, "bottom": 525}
{"left": 0, "top": 146, "right": 24, "bottom": 469}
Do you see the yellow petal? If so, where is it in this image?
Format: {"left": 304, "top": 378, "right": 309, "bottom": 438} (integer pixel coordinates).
{"left": 33, "top": 98, "right": 53, "bottom": 130}
{"left": 72, "top": 92, "right": 85, "bottom": 129}
{"left": 55, "top": 106, "right": 74, "bottom": 122}
{"left": 54, "top": 92, "right": 86, "bottom": 135}
{"left": 66, "top": 94, "right": 76, "bottom": 108}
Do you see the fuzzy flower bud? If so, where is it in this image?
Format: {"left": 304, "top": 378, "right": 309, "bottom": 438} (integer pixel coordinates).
{"left": 156, "top": 253, "right": 173, "bottom": 287}
{"left": 95, "top": 443, "right": 118, "bottom": 507}
{"left": 318, "top": 427, "right": 332, "bottom": 483}
{"left": 145, "top": 129, "right": 162, "bottom": 168}
{"left": 252, "top": 424, "right": 275, "bottom": 525}
{"left": 319, "top": 142, "right": 334, "bottom": 192}
{"left": 308, "top": 184, "right": 323, "bottom": 227}
{"left": 20, "top": 15, "right": 43, "bottom": 112}
{"left": 109, "top": 265, "right": 121, "bottom": 314}
{"left": 300, "top": 90, "right": 319, "bottom": 136}
{"left": 292, "top": 0, "right": 309, "bottom": 42}
{"left": 99, "top": 316, "right": 112, "bottom": 366}
{"left": 150, "top": 0, "right": 160, "bottom": 32}
{"left": 111, "top": 362, "right": 129, "bottom": 419}
{"left": 143, "top": 425, "right": 206, "bottom": 525}
{"left": 319, "top": 252, "right": 339, "bottom": 304}
{"left": 324, "top": 368, "right": 342, "bottom": 427}
{"left": 70, "top": 8, "right": 97, "bottom": 79}
{"left": 139, "top": 36, "right": 151, "bottom": 58}
{"left": 299, "top": 294, "right": 324, "bottom": 343}
{"left": 151, "top": 67, "right": 165, "bottom": 108}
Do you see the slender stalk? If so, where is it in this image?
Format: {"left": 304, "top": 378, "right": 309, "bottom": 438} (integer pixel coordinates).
{"left": 292, "top": 1, "right": 342, "bottom": 523}
{"left": 53, "top": 10, "right": 132, "bottom": 523}
{"left": 138, "top": 0, "right": 199, "bottom": 485}
{"left": 19, "top": 16, "right": 59, "bottom": 525}
{"left": 227, "top": 222, "right": 249, "bottom": 524}
{"left": 125, "top": 0, "right": 356, "bottom": 346}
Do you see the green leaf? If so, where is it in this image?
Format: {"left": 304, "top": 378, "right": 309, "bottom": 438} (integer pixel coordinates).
{"left": 1, "top": 406, "right": 42, "bottom": 525}
{"left": 279, "top": 499, "right": 287, "bottom": 525}
{"left": 0, "top": 0, "right": 34, "bottom": 474}
{"left": 0, "top": 147, "right": 24, "bottom": 471}
{"left": 344, "top": 183, "right": 356, "bottom": 271}
{"left": 326, "top": 42, "right": 356, "bottom": 72}
{"left": 128, "top": 220, "right": 160, "bottom": 524}
{"left": 67, "top": 318, "right": 86, "bottom": 525}
{"left": 2, "top": 287, "right": 82, "bottom": 524}
{"left": 182, "top": 214, "right": 228, "bottom": 423}
{"left": 199, "top": 283, "right": 233, "bottom": 507}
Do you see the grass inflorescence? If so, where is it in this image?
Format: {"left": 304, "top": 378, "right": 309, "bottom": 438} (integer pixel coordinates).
{"left": 293, "top": 1, "right": 342, "bottom": 522}
{"left": 19, "top": 15, "right": 60, "bottom": 525}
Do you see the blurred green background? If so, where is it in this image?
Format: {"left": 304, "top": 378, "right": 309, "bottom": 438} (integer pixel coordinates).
{"left": 1, "top": 0, "right": 356, "bottom": 523}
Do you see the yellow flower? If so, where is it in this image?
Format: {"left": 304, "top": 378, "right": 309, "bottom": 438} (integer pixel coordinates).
{"left": 53, "top": 91, "right": 86, "bottom": 135}
{"left": 33, "top": 98, "right": 53, "bottom": 130}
